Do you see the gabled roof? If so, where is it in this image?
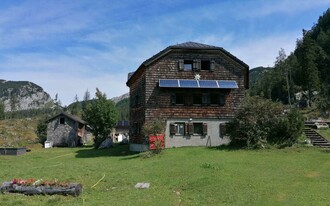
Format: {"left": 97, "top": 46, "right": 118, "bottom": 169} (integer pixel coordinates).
{"left": 169, "top": 41, "right": 221, "bottom": 49}
{"left": 126, "top": 41, "right": 249, "bottom": 85}
{"left": 46, "top": 112, "right": 87, "bottom": 125}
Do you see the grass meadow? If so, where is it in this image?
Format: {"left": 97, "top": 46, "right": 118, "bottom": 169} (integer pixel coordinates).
{"left": 0, "top": 144, "right": 329, "bottom": 206}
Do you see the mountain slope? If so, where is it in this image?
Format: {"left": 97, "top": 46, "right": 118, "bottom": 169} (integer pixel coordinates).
{"left": 249, "top": 66, "right": 273, "bottom": 89}
{"left": 0, "top": 80, "right": 53, "bottom": 112}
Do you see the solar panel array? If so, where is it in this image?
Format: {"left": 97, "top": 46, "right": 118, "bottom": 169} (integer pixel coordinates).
{"left": 159, "top": 79, "right": 238, "bottom": 89}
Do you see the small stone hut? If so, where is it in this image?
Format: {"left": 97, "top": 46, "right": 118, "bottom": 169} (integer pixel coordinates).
{"left": 46, "top": 112, "right": 88, "bottom": 147}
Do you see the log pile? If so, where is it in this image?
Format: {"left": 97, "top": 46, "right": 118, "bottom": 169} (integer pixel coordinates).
{"left": 0, "top": 181, "right": 82, "bottom": 196}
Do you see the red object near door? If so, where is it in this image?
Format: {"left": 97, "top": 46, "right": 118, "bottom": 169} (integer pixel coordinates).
{"left": 149, "top": 134, "right": 165, "bottom": 150}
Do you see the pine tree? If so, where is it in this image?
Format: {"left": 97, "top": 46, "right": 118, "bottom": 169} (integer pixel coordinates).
{"left": 297, "top": 33, "right": 320, "bottom": 107}
{"left": 0, "top": 101, "right": 5, "bottom": 120}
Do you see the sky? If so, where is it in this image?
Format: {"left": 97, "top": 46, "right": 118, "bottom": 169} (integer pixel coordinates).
{"left": 0, "top": 0, "right": 329, "bottom": 106}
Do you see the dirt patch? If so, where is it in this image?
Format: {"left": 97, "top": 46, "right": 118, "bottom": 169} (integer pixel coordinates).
{"left": 305, "top": 171, "right": 320, "bottom": 178}
{"left": 276, "top": 193, "right": 287, "bottom": 202}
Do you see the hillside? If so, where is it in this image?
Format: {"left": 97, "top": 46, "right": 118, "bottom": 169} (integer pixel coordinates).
{"left": 67, "top": 93, "right": 130, "bottom": 121}
{"left": 115, "top": 96, "right": 129, "bottom": 120}
{"left": 0, "top": 80, "right": 53, "bottom": 112}
{"left": 249, "top": 66, "right": 272, "bottom": 88}
{"left": 111, "top": 92, "right": 129, "bottom": 104}
{"left": 0, "top": 118, "right": 39, "bottom": 147}
{"left": 249, "top": 9, "right": 330, "bottom": 111}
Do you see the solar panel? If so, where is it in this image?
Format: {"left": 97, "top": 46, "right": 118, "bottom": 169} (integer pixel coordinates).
{"left": 159, "top": 79, "right": 238, "bottom": 89}
{"left": 179, "top": 80, "right": 199, "bottom": 88}
{"left": 159, "top": 79, "right": 179, "bottom": 88}
{"left": 218, "top": 80, "right": 238, "bottom": 89}
{"left": 198, "top": 80, "right": 218, "bottom": 88}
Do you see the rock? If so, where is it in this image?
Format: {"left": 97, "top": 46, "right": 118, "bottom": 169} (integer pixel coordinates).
{"left": 98, "top": 138, "right": 113, "bottom": 149}
{"left": 134, "top": 182, "right": 150, "bottom": 189}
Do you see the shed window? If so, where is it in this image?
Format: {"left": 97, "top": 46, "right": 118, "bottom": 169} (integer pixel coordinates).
{"left": 60, "top": 117, "right": 65, "bottom": 124}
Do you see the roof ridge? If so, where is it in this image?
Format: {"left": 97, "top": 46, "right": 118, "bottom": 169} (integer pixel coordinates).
{"left": 169, "top": 41, "right": 221, "bottom": 49}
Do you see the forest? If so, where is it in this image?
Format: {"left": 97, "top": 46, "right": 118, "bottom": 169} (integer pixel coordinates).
{"left": 249, "top": 9, "right": 330, "bottom": 116}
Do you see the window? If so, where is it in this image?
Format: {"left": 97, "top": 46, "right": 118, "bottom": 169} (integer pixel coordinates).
{"left": 201, "top": 60, "right": 210, "bottom": 70}
{"left": 176, "top": 93, "right": 185, "bottom": 105}
{"left": 179, "top": 59, "right": 213, "bottom": 71}
{"left": 184, "top": 60, "right": 193, "bottom": 71}
{"left": 206, "top": 93, "right": 226, "bottom": 106}
{"left": 59, "top": 117, "right": 65, "bottom": 124}
{"left": 184, "top": 123, "right": 207, "bottom": 136}
{"left": 170, "top": 123, "right": 185, "bottom": 135}
{"left": 210, "top": 93, "right": 219, "bottom": 105}
{"left": 175, "top": 123, "right": 185, "bottom": 135}
{"left": 193, "top": 123, "right": 203, "bottom": 135}
{"left": 172, "top": 93, "right": 185, "bottom": 105}
{"left": 171, "top": 92, "right": 225, "bottom": 106}
{"left": 193, "top": 94, "right": 202, "bottom": 105}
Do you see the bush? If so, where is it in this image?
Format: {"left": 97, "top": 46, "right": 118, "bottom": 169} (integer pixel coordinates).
{"left": 226, "top": 96, "right": 304, "bottom": 149}
{"left": 36, "top": 119, "right": 47, "bottom": 144}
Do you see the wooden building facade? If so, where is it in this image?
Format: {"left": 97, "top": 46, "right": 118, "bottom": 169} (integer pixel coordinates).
{"left": 126, "top": 42, "right": 249, "bottom": 148}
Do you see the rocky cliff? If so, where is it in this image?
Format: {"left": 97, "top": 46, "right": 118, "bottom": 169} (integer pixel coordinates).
{"left": 110, "top": 92, "right": 129, "bottom": 104}
{"left": 0, "top": 79, "right": 53, "bottom": 112}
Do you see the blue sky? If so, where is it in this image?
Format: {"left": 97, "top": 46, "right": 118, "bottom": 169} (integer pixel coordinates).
{"left": 0, "top": 0, "right": 329, "bottom": 105}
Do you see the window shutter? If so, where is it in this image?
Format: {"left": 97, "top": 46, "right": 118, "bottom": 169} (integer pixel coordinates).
{"left": 193, "top": 60, "right": 200, "bottom": 71}
{"left": 219, "top": 123, "right": 226, "bottom": 138}
{"left": 171, "top": 93, "right": 176, "bottom": 105}
{"left": 202, "top": 123, "right": 208, "bottom": 136}
{"left": 219, "top": 94, "right": 225, "bottom": 106}
{"left": 202, "top": 93, "right": 209, "bottom": 105}
{"left": 170, "top": 124, "right": 176, "bottom": 135}
{"left": 186, "top": 95, "right": 193, "bottom": 106}
{"left": 188, "top": 123, "right": 194, "bottom": 135}
{"left": 210, "top": 60, "right": 215, "bottom": 71}
{"left": 178, "top": 60, "right": 184, "bottom": 71}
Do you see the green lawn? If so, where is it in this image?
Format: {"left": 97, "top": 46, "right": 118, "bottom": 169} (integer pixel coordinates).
{"left": 0, "top": 145, "right": 329, "bottom": 206}
{"left": 317, "top": 128, "right": 330, "bottom": 141}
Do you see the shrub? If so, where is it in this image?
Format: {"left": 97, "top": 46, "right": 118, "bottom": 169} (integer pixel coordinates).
{"left": 226, "top": 96, "right": 304, "bottom": 149}
{"left": 142, "top": 119, "right": 166, "bottom": 154}
{"left": 36, "top": 119, "right": 47, "bottom": 144}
